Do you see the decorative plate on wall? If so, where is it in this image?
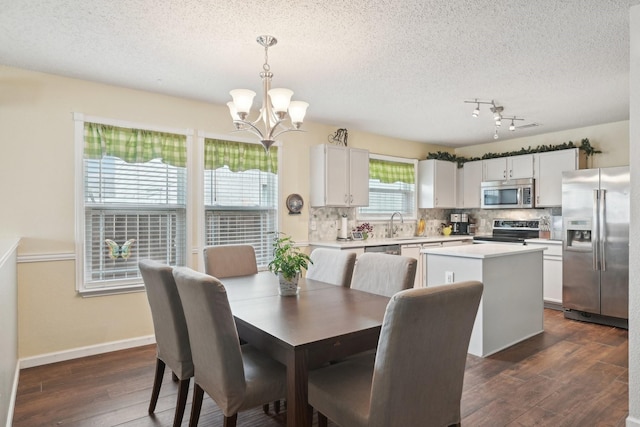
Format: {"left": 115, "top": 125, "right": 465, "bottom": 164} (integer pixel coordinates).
{"left": 286, "top": 193, "right": 304, "bottom": 214}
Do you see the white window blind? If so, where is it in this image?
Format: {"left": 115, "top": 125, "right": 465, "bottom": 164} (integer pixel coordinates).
{"left": 83, "top": 156, "right": 187, "bottom": 290}
{"left": 358, "top": 157, "right": 417, "bottom": 219}
{"left": 204, "top": 162, "right": 278, "bottom": 268}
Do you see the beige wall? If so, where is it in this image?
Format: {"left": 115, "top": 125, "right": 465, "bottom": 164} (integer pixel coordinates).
{"left": 0, "top": 65, "right": 448, "bottom": 359}
{"left": 454, "top": 120, "right": 629, "bottom": 168}
{"left": 1, "top": 64, "right": 630, "bottom": 360}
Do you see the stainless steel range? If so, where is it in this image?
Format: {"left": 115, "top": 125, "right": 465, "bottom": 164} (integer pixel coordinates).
{"left": 473, "top": 219, "right": 540, "bottom": 244}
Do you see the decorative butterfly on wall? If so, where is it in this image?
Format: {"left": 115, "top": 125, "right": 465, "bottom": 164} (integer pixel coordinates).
{"left": 105, "top": 239, "right": 136, "bottom": 260}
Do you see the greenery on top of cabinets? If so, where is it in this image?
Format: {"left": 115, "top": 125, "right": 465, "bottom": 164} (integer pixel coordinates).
{"left": 426, "top": 138, "right": 600, "bottom": 168}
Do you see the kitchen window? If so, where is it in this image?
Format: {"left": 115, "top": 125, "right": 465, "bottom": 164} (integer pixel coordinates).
{"left": 357, "top": 155, "right": 417, "bottom": 220}
{"left": 75, "top": 115, "right": 190, "bottom": 295}
{"left": 203, "top": 138, "right": 278, "bottom": 268}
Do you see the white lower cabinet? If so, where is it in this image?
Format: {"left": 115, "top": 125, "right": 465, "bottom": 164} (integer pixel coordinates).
{"left": 400, "top": 244, "right": 423, "bottom": 288}
{"left": 525, "top": 240, "right": 562, "bottom": 305}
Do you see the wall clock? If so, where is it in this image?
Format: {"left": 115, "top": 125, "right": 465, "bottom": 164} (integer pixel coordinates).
{"left": 286, "top": 193, "right": 304, "bottom": 214}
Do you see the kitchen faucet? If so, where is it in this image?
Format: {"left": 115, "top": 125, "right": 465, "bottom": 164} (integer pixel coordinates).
{"left": 388, "top": 212, "right": 404, "bottom": 238}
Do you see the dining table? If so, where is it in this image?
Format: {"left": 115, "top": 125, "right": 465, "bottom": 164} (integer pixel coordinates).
{"left": 222, "top": 271, "right": 390, "bottom": 427}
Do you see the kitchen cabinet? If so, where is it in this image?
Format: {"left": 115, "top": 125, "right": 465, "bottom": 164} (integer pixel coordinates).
{"left": 418, "top": 159, "right": 456, "bottom": 208}
{"left": 483, "top": 154, "right": 534, "bottom": 181}
{"left": 400, "top": 244, "right": 423, "bottom": 288}
{"left": 463, "top": 160, "right": 483, "bottom": 208}
{"left": 525, "top": 240, "right": 563, "bottom": 306}
{"left": 310, "top": 144, "right": 369, "bottom": 207}
{"left": 534, "top": 148, "right": 582, "bottom": 207}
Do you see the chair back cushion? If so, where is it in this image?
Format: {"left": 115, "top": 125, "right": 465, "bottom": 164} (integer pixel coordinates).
{"left": 306, "top": 248, "right": 357, "bottom": 287}
{"left": 203, "top": 245, "right": 258, "bottom": 278}
{"left": 369, "top": 281, "right": 483, "bottom": 427}
{"left": 350, "top": 253, "right": 417, "bottom": 297}
{"left": 139, "top": 260, "right": 193, "bottom": 379}
{"left": 173, "top": 267, "right": 247, "bottom": 414}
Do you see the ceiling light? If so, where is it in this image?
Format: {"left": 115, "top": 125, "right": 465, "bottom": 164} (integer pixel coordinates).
{"left": 227, "top": 35, "right": 309, "bottom": 152}
{"left": 503, "top": 116, "right": 525, "bottom": 131}
{"left": 465, "top": 100, "right": 527, "bottom": 139}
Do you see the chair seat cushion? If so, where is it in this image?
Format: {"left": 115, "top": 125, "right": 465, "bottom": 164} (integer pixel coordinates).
{"left": 309, "top": 353, "right": 375, "bottom": 427}
{"left": 238, "top": 345, "right": 287, "bottom": 412}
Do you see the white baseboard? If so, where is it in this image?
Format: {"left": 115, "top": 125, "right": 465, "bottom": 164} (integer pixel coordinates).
{"left": 19, "top": 335, "right": 156, "bottom": 369}
{"left": 5, "top": 361, "right": 19, "bottom": 427}
{"left": 628, "top": 415, "right": 640, "bottom": 427}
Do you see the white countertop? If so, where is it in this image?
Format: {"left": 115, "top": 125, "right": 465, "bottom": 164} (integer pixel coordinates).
{"left": 421, "top": 242, "right": 545, "bottom": 259}
{"left": 309, "top": 235, "right": 473, "bottom": 249}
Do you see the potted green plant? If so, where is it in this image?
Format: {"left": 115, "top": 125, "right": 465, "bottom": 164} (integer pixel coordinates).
{"left": 268, "top": 233, "right": 312, "bottom": 296}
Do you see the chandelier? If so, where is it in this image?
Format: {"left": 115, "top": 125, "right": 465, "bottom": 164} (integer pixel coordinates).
{"left": 464, "top": 99, "right": 524, "bottom": 139}
{"left": 227, "top": 35, "right": 309, "bottom": 152}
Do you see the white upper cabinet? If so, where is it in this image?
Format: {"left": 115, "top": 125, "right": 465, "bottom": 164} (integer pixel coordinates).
{"left": 483, "top": 154, "right": 534, "bottom": 181}
{"left": 462, "top": 160, "right": 483, "bottom": 208}
{"left": 310, "top": 144, "right": 369, "bottom": 207}
{"left": 534, "top": 148, "right": 581, "bottom": 207}
{"left": 418, "top": 159, "right": 456, "bottom": 208}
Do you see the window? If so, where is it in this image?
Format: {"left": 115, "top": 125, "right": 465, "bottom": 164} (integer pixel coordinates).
{"left": 203, "top": 139, "right": 278, "bottom": 268}
{"left": 358, "top": 155, "right": 417, "bottom": 220}
{"left": 76, "top": 118, "right": 188, "bottom": 294}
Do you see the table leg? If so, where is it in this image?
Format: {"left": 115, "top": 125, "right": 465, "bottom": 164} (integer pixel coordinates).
{"left": 286, "top": 348, "right": 311, "bottom": 427}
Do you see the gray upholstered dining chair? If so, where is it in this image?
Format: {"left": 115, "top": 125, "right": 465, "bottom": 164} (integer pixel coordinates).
{"left": 349, "top": 253, "right": 417, "bottom": 297}
{"left": 172, "top": 266, "right": 287, "bottom": 427}
{"left": 306, "top": 248, "right": 357, "bottom": 287}
{"left": 309, "top": 281, "right": 484, "bottom": 427}
{"left": 139, "top": 259, "right": 193, "bottom": 427}
{"left": 203, "top": 244, "right": 258, "bottom": 278}
{"left": 202, "top": 243, "right": 280, "bottom": 414}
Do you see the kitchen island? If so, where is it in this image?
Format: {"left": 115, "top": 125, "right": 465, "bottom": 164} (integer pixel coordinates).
{"left": 421, "top": 243, "right": 544, "bottom": 357}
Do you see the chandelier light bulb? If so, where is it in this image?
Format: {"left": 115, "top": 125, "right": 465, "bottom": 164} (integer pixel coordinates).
{"left": 494, "top": 129, "right": 499, "bottom": 139}
{"left": 472, "top": 104, "right": 480, "bottom": 118}
{"left": 495, "top": 117, "right": 502, "bottom": 127}
{"left": 509, "top": 120, "right": 516, "bottom": 131}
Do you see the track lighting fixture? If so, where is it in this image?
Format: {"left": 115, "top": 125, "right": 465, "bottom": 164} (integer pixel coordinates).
{"left": 464, "top": 99, "right": 526, "bottom": 139}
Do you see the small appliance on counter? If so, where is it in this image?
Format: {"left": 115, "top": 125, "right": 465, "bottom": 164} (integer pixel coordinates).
{"left": 450, "top": 213, "right": 470, "bottom": 235}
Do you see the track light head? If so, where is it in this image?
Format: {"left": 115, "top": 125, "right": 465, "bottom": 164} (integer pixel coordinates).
{"left": 472, "top": 106, "right": 480, "bottom": 118}
{"left": 509, "top": 119, "right": 516, "bottom": 131}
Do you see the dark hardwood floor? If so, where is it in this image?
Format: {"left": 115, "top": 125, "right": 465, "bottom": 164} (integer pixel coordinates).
{"left": 13, "top": 309, "right": 628, "bottom": 426}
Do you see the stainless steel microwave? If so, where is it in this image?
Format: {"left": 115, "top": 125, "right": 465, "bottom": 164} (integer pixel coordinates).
{"left": 481, "top": 178, "right": 535, "bottom": 209}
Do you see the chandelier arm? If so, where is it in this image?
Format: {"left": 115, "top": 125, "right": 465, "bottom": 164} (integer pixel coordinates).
{"left": 271, "top": 127, "right": 304, "bottom": 140}
{"left": 232, "top": 120, "right": 266, "bottom": 139}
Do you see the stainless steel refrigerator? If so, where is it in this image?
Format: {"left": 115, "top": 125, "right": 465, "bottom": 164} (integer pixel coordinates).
{"left": 562, "top": 166, "right": 629, "bottom": 328}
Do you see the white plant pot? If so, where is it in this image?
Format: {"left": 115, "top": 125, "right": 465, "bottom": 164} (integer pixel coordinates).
{"left": 278, "top": 272, "right": 300, "bottom": 296}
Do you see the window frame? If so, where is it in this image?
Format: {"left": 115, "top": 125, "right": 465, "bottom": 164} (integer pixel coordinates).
{"left": 74, "top": 113, "right": 194, "bottom": 296}
{"left": 195, "top": 131, "right": 282, "bottom": 272}
{"left": 356, "top": 154, "right": 418, "bottom": 221}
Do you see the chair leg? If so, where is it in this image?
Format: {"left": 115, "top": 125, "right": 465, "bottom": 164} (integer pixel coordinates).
{"left": 223, "top": 413, "right": 238, "bottom": 427}
{"left": 172, "top": 372, "right": 179, "bottom": 382}
{"left": 318, "top": 412, "right": 328, "bottom": 427}
{"left": 274, "top": 399, "right": 281, "bottom": 414}
{"left": 263, "top": 403, "right": 269, "bottom": 414}
{"left": 173, "top": 378, "right": 190, "bottom": 427}
{"left": 148, "top": 358, "right": 166, "bottom": 414}
{"left": 189, "top": 383, "right": 204, "bottom": 427}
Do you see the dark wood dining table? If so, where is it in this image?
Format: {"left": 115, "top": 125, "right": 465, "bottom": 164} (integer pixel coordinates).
{"left": 222, "top": 272, "right": 390, "bottom": 427}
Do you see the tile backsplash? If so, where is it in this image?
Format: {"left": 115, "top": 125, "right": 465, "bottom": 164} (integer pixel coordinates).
{"left": 308, "top": 206, "right": 562, "bottom": 241}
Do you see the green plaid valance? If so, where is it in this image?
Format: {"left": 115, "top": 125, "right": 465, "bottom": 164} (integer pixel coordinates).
{"left": 84, "top": 123, "right": 187, "bottom": 167}
{"left": 204, "top": 139, "right": 278, "bottom": 173}
{"left": 369, "top": 159, "right": 415, "bottom": 184}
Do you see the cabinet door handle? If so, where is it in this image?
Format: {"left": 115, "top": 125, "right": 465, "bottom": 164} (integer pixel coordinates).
{"left": 350, "top": 194, "right": 354, "bottom": 203}
{"left": 509, "top": 170, "right": 513, "bottom": 178}
{"left": 503, "top": 170, "right": 506, "bottom": 179}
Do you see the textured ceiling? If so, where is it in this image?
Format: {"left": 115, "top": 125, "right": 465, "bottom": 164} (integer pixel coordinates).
{"left": 0, "top": 0, "right": 638, "bottom": 147}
